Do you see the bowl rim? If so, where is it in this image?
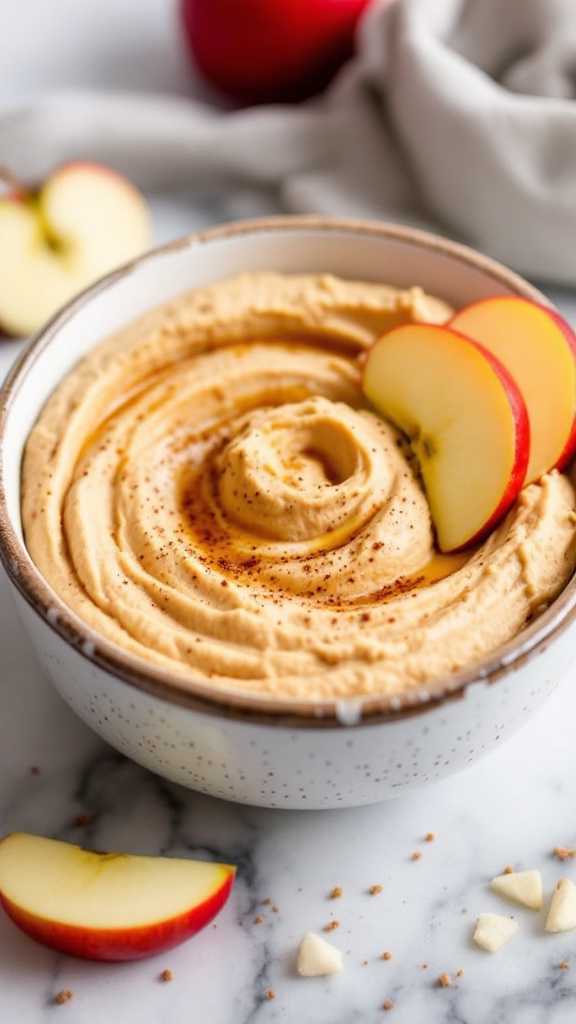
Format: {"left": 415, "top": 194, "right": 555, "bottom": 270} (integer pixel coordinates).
{"left": 1, "top": 213, "right": 575, "bottom": 729}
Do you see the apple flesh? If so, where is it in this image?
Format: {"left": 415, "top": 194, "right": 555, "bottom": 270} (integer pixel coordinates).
{"left": 0, "top": 161, "right": 152, "bottom": 338}
{"left": 180, "top": 0, "right": 374, "bottom": 105}
{"left": 450, "top": 296, "right": 576, "bottom": 483}
{"left": 0, "top": 832, "right": 235, "bottom": 961}
{"left": 362, "top": 322, "right": 530, "bottom": 552}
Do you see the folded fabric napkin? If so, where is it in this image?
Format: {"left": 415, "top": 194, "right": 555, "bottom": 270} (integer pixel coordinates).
{"left": 2, "top": 0, "right": 576, "bottom": 284}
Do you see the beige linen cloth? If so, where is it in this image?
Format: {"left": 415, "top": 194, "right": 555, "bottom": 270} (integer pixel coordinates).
{"left": 2, "top": 0, "right": 576, "bottom": 284}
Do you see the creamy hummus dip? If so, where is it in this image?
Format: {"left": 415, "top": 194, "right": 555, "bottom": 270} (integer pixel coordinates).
{"left": 21, "top": 273, "right": 576, "bottom": 701}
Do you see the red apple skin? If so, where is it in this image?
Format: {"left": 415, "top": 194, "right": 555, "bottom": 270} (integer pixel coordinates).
{"left": 179, "top": 0, "right": 375, "bottom": 105}
{"left": 0, "top": 869, "right": 235, "bottom": 962}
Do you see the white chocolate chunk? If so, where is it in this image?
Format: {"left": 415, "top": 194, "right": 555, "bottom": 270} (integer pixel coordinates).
{"left": 490, "top": 869, "right": 543, "bottom": 909}
{"left": 297, "top": 932, "right": 343, "bottom": 976}
{"left": 473, "top": 913, "right": 519, "bottom": 952}
{"left": 545, "top": 877, "right": 576, "bottom": 933}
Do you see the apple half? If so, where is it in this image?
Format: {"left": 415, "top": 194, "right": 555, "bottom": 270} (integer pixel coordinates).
{"left": 0, "top": 161, "right": 152, "bottom": 337}
{"left": 0, "top": 832, "right": 236, "bottom": 961}
{"left": 362, "top": 322, "right": 530, "bottom": 552}
{"left": 450, "top": 295, "right": 576, "bottom": 483}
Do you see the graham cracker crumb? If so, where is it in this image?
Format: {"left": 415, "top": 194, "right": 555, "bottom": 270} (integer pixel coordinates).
{"left": 554, "top": 846, "right": 576, "bottom": 861}
{"left": 54, "top": 990, "right": 73, "bottom": 1005}
{"left": 437, "top": 973, "right": 452, "bottom": 988}
{"left": 456, "top": 969, "right": 464, "bottom": 978}
{"left": 254, "top": 915, "right": 265, "bottom": 925}
{"left": 559, "top": 961, "right": 569, "bottom": 970}
{"left": 411, "top": 851, "right": 422, "bottom": 861}
{"left": 503, "top": 866, "right": 515, "bottom": 874}
{"left": 382, "top": 951, "right": 393, "bottom": 960}
{"left": 369, "top": 884, "right": 383, "bottom": 895}
{"left": 323, "top": 920, "right": 340, "bottom": 931}
{"left": 383, "top": 999, "right": 394, "bottom": 1011}
{"left": 266, "top": 989, "right": 276, "bottom": 1000}
{"left": 425, "top": 833, "right": 435, "bottom": 842}
{"left": 330, "top": 886, "right": 343, "bottom": 899}
{"left": 160, "top": 969, "right": 173, "bottom": 982}
{"left": 261, "top": 898, "right": 272, "bottom": 906}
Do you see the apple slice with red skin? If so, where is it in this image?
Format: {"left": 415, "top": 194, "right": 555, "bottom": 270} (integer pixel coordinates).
{"left": 450, "top": 296, "right": 576, "bottom": 484}
{"left": 362, "top": 322, "right": 530, "bottom": 552}
{"left": 0, "top": 832, "right": 235, "bottom": 961}
{"left": 0, "top": 161, "right": 152, "bottom": 338}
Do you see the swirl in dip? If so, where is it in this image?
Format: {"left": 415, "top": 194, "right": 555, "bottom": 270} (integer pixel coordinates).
{"left": 21, "top": 273, "right": 576, "bottom": 701}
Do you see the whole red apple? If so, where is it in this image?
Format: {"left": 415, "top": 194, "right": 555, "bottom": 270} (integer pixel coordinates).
{"left": 179, "top": 0, "right": 375, "bottom": 105}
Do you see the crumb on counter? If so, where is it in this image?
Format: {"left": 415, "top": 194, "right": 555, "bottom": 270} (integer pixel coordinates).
{"left": 54, "top": 990, "right": 73, "bottom": 1005}
{"left": 330, "top": 886, "right": 343, "bottom": 899}
{"left": 266, "top": 989, "right": 276, "bottom": 1000}
{"left": 554, "top": 846, "right": 576, "bottom": 861}
{"left": 425, "top": 833, "right": 435, "bottom": 842}
{"left": 30, "top": 765, "right": 41, "bottom": 775}
{"left": 254, "top": 915, "right": 265, "bottom": 925}
{"left": 323, "top": 919, "right": 340, "bottom": 931}
{"left": 369, "top": 884, "right": 383, "bottom": 895}
{"left": 74, "top": 813, "right": 92, "bottom": 827}
{"left": 411, "top": 851, "right": 422, "bottom": 861}
{"left": 559, "top": 961, "right": 570, "bottom": 970}
{"left": 160, "top": 969, "right": 173, "bottom": 982}
{"left": 383, "top": 999, "right": 394, "bottom": 1010}
{"left": 437, "top": 973, "right": 452, "bottom": 988}
{"left": 382, "top": 950, "right": 393, "bottom": 960}
{"left": 503, "top": 866, "right": 515, "bottom": 874}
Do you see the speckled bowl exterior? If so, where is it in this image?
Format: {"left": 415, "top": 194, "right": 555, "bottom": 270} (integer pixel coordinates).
{"left": 2, "top": 216, "right": 576, "bottom": 809}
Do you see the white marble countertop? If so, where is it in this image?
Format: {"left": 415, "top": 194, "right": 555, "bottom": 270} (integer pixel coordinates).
{"left": 4, "top": 3, "right": 576, "bottom": 1022}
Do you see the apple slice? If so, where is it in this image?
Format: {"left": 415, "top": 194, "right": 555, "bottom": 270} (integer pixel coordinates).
{"left": 362, "top": 322, "right": 530, "bottom": 552}
{"left": 0, "top": 161, "right": 152, "bottom": 337}
{"left": 0, "top": 832, "right": 235, "bottom": 961}
{"left": 450, "top": 296, "right": 576, "bottom": 483}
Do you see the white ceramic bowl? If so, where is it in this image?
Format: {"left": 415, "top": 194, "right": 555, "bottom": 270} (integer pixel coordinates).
{"left": 2, "top": 216, "right": 576, "bottom": 809}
